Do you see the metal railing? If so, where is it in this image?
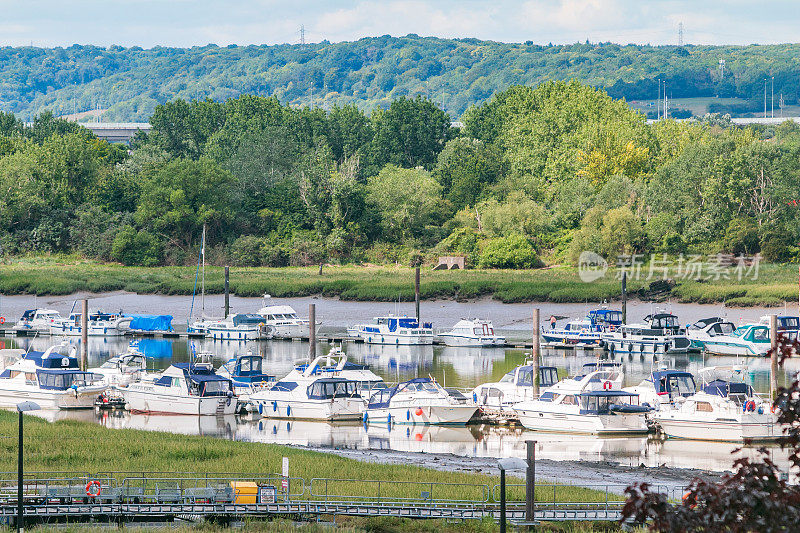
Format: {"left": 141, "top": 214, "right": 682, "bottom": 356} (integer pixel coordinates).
{"left": 310, "top": 477, "right": 490, "bottom": 504}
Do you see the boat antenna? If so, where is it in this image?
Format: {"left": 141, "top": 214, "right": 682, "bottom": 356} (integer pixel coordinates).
{"left": 188, "top": 239, "right": 203, "bottom": 326}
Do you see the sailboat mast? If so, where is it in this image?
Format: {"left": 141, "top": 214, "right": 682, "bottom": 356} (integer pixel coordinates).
{"left": 201, "top": 224, "right": 206, "bottom": 314}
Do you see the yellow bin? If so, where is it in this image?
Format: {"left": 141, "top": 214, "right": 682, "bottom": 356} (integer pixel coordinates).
{"left": 231, "top": 481, "right": 258, "bottom": 504}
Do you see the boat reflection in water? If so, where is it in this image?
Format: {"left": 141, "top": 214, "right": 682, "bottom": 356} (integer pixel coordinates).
{"left": 94, "top": 410, "right": 237, "bottom": 438}
{"left": 238, "top": 419, "right": 365, "bottom": 449}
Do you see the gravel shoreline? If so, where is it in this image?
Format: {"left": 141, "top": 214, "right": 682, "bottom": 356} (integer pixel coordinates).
{"left": 297, "top": 445, "right": 725, "bottom": 495}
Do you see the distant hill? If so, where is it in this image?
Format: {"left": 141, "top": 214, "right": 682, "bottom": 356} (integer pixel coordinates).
{"left": 1, "top": 36, "right": 799, "bottom": 121}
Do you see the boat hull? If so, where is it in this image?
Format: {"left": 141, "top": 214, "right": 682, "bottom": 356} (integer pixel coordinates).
{"left": 206, "top": 328, "right": 263, "bottom": 341}
{"left": 439, "top": 334, "right": 505, "bottom": 347}
{"left": 122, "top": 389, "right": 237, "bottom": 415}
{"left": 514, "top": 409, "right": 648, "bottom": 435}
{"left": 357, "top": 333, "right": 434, "bottom": 345}
{"left": 0, "top": 386, "right": 105, "bottom": 410}
{"left": 252, "top": 398, "right": 363, "bottom": 421}
{"left": 701, "top": 341, "right": 770, "bottom": 357}
{"left": 657, "top": 416, "right": 780, "bottom": 441}
{"left": 366, "top": 405, "right": 477, "bottom": 425}
{"left": 271, "top": 323, "right": 311, "bottom": 339}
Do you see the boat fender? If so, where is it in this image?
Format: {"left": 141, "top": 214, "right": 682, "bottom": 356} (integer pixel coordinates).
{"left": 273, "top": 401, "right": 278, "bottom": 412}
{"left": 387, "top": 413, "right": 392, "bottom": 428}
{"left": 628, "top": 344, "right": 634, "bottom": 353}
{"left": 473, "top": 392, "right": 478, "bottom": 403}
{"left": 363, "top": 412, "right": 369, "bottom": 424}
{"left": 258, "top": 403, "right": 263, "bottom": 415}
{"left": 406, "top": 409, "right": 411, "bottom": 421}
{"left": 415, "top": 408, "right": 424, "bottom": 416}
{"left": 602, "top": 381, "right": 612, "bottom": 390}
{"left": 286, "top": 405, "right": 291, "bottom": 417}
{"left": 758, "top": 405, "right": 764, "bottom": 415}
{"left": 85, "top": 480, "right": 102, "bottom": 498}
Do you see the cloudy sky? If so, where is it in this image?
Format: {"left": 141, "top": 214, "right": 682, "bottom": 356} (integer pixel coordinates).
{"left": 1, "top": 0, "right": 797, "bottom": 48}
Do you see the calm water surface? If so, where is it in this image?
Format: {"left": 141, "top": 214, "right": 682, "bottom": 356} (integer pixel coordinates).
{"left": 1, "top": 293, "right": 796, "bottom": 473}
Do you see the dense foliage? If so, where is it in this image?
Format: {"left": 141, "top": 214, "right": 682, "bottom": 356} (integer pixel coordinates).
{"left": 2, "top": 37, "right": 800, "bottom": 121}
{"left": 2, "top": 80, "right": 800, "bottom": 268}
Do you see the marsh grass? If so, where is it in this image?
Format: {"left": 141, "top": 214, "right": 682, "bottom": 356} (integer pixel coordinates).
{"left": 3, "top": 257, "right": 792, "bottom": 306}
{"left": 0, "top": 411, "right": 615, "bottom": 505}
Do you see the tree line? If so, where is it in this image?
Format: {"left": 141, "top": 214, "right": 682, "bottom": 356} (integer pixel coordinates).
{"left": 1, "top": 81, "right": 799, "bottom": 268}
{"left": 2, "top": 37, "right": 800, "bottom": 121}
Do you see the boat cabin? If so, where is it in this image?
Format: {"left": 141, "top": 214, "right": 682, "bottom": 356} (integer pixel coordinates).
{"left": 498, "top": 365, "right": 559, "bottom": 388}
{"left": 154, "top": 363, "right": 232, "bottom": 397}
{"left": 643, "top": 313, "right": 682, "bottom": 332}
{"left": 306, "top": 378, "right": 361, "bottom": 400}
{"left": 733, "top": 324, "right": 770, "bottom": 343}
{"left": 588, "top": 309, "right": 623, "bottom": 328}
{"left": 651, "top": 370, "right": 696, "bottom": 399}
{"left": 259, "top": 305, "right": 300, "bottom": 321}
{"left": 222, "top": 355, "right": 274, "bottom": 383}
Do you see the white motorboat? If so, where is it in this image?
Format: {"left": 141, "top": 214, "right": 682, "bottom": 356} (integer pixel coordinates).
{"left": 365, "top": 378, "right": 477, "bottom": 426}
{"left": 686, "top": 317, "right": 736, "bottom": 349}
{"left": 12, "top": 309, "right": 63, "bottom": 334}
{"left": 294, "top": 347, "right": 386, "bottom": 395}
{"left": 702, "top": 324, "right": 771, "bottom": 356}
{"left": 655, "top": 366, "right": 779, "bottom": 441}
{"left": 87, "top": 345, "right": 148, "bottom": 387}
{"left": 216, "top": 353, "right": 275, "bottom": 401}
{"left": 541, "top": 308, "right": 623, "bottom": 344}
{"left": 49, "top": 311, "right": 132, "bottom": 336}
{"left": 0, "top": 343, "right": 107, "bottom": 409}
{"left": 122, "top": 362, "right": 236, "bottom": 415}
{"left": 624, "top": 368, "right": 696, "bottom": 411}
{"left": 472, "top": 362, "right": 560, "bottom": 412}
{"left": 248, "top": 356, "right": 365, "bottom": 420}
{"left": 347, "top": 315, "right": 434, "bottom": 345}
{"left": 512, "top": 367, "right": 650, "bottom": 435}
{"left": 760, "top": 315, "right": 800, "bottom": 341}
{"left": 205, "top": 314, "right": 273, "bottom": 341}
{"left": 438, "top": 319, "right": 506, "bottom": 347}
{"left": 257, "top": 295, "right": 315, "bottom": 339}
{"left": 601, "top": 312, "right": 692, "bottom": 355}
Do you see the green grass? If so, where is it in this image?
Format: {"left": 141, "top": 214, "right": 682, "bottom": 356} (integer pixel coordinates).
{"left": 1, "top": 256, "right": 794, "bottom": 306}
{"left": 0, "top": 411, "right": 611, "bottom": 506}
{"left": 18, "top": 517, "right": 628, "bottom": 532}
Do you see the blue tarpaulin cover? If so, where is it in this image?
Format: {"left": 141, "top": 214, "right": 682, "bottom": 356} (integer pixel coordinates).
{"left": 127, "top": 315, "right": 173, "bottom": 332}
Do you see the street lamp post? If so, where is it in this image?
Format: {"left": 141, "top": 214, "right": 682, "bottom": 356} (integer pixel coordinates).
{"left": 16, "top": 402, "right": 40, "bottom": 533}
{"left": 497, "top": 457, "right": 529, "bottom": 532}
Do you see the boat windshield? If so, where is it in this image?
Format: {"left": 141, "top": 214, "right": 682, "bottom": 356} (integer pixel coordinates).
{"left": 658, "top": 374, "right": 696, "bottom": 395}
{"left": 579, "top": 393, "right": 636, "bottom": 414}
{"left": 307, "top": 380, "right": 360, "bottom": 399}
{"left": 198, "top": 380, "right": 232, "bottom": 397}
{"left": 402, "top": 381, "right": 440, "bottom": 393}
{"left": 37, "top": 370, "right": 99, "bottom": 390}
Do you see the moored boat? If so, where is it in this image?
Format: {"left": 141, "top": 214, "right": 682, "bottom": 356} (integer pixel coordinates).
{"left": 686, "top": 317, "right": 736, "bottom": 349}
{"left": 0, "top": 343, "right": 107, "bottom": 409}
{"left": 348, "top": 315, "right": 433, "bottom": 345}
{"left": 257, "top": 296, "right": 315, "bottom": 339}
{"left": 365, "top": 378, "right": 477, "bottom": 426}
{"left": 655, "top": 366, "right": 779, "bottom": 441}
{"left": 49, "top": 311, "right": 132, "bottom": 336}
{"left": 438, "top": 319, "right": 506, "bottom": 347}
{"left": 472, "top": 362, "right": 560, "bottom": 412}
{"left": 122, "top": 362, "right": 236, "bottom": 415}
{"left": 512, "top": 367, "right": 650, "bottom": 435}
{"left": 601, "top": 312, "right": 692, "bottom": 355}
{"left": 702, "top": 323, "right": 771, "bottom": 356}
{"left": 12, "top": 309, "right": 63, "bottom": 334}
{"left": 205, "top": 314, "right": 273, "bottom": 341}
{"left": 87, "top": 344, "right": 148, "bottom": 387}
{"left": 623, "top": 368, "right": 696, "bottom": 411}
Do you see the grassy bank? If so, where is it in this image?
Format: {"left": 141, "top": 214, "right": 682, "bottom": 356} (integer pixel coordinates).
{"left": 0, "top": 411, "right": 617, "bottom": 506}
{"left": 0, "top": 257, "right": 796, "bottom": 306}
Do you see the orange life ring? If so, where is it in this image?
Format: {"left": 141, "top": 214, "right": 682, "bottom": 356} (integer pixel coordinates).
{"left": 602, "top": 381, "right": 612, "bottom": 390}
{"left": 85, "top": 480, "right": 102, "bottom": 497}
{"left": 0, "top": 316, "right": 5, "bottom": 324}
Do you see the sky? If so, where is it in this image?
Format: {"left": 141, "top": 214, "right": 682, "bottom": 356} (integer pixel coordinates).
{"left": 1, "top": 0, "right": 798, "bottom": 48}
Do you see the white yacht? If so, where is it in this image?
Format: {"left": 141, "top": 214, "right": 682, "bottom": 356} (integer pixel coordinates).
{"left": 601, "top": 313, "right": 692, "bottom": 355}
{"left": 760, "top": 315, "right": 800, "bottom": 341}
{"left": 365, "top": 378, "right": 477, "bottom": 426}
{"left": 512, "top": 367, "right": 650, "bottom": 434}
{"left": 655, "top": 366, "right": 779, "bottom": 441}
{"left": 686, "top": 317, "right": 736, "bottom": 349}
{"left": 257, "top": 296, "right": 314, "bottom": 338}
{"left": 472, "top": 362, "right": 560, "bottom": 412}
{"left": 0, "top": 343, "right": 107, "bottom": 409}
{"left": 438, "top": 319, "right": 506, "bottom": 347}
{"left": 624, "top": 368, "right": 697, "bottom": 411}
{"left": 122, "top": 362, "right": 236, "bottom": 415}
{"left": 49, "top": 311, "right": 132, "bottom": 336}
{"left": 248, "top": 356, "right": 365, "bottom": 420}
{"left": 541, "top": 308, "right": 623, "bottom": 345}
{"left": 205, "top": 314, "right": 273, "bottom": 341}
{"left": 294, "top": 347, "right": 386, "bottom": 395}
{"left": 348, "top": 315, "right": 434, "bottom": 345}
{"left": 216, "top": 353, "right": 275, "bottom": 400}
{"left": 87, "top": 346, "right": 148, "bottom": 387}
{"left": 12, "top": 309, "right": 63, "bottom": 334}
{"left": 702, "top": 324, "right": 771, "bottom": 356}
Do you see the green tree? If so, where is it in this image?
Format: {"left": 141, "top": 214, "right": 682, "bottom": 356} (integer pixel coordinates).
{"left": 366, "top": 165, "right": 444, "bottom": 240}
{"left": 434, "top": 137, "right": 503, "bottom": 209}
{"left": 370, "top": 96, "right": 454, "bottom": 171}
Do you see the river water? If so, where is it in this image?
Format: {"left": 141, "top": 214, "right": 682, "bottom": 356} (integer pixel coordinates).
{"left": 1, "top": 293, "right": 796, "bottom": 474}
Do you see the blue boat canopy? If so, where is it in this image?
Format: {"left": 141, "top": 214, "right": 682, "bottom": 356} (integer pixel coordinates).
{"left": 702, "top": 379, "right": 754, "bottom": 397}
{"left": 128, "top": 315, "right": 173, "bottom": 332}
{"left": 24, "top": 351, "right": 79, "bottom": 370}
